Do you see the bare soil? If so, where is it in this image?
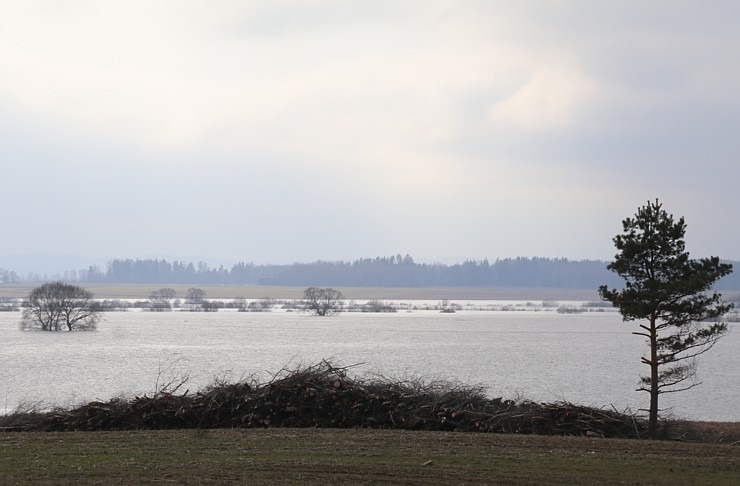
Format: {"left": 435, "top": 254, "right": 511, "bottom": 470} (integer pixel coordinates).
{"left": 1, "top": 428, "right": 738, "bottom": 485}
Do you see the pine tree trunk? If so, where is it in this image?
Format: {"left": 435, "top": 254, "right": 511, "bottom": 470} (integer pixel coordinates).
{"left": 648, "top": 313, "right": 659, "bottom": 439}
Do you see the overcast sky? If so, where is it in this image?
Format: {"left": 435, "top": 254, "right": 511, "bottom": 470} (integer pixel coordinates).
{"left": 1, "top": 1, "right": 739, "bottom": 272}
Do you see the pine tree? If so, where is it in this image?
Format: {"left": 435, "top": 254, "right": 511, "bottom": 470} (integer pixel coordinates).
{"left": 599, "top": 199, "right": 733, "bottom": 438}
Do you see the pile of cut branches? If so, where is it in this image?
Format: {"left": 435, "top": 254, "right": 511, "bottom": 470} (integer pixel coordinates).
{"left": 2, "top": 361, "right": 647, "bottom": 438}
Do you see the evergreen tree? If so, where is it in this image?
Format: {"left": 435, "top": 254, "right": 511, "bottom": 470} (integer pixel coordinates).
{"left": 599, "top": 199, "right": 733, "bottom": 438}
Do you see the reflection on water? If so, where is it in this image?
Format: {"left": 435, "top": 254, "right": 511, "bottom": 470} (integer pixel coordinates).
{"left": 1, "top": 307, "right": 737, "bottom": 421}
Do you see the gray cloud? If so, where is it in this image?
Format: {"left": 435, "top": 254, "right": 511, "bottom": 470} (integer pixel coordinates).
{"left": 1, "top": 1, "right": 738, "bottom": 269}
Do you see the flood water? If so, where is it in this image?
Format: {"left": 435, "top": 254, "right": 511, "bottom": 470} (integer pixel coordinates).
{"left": 1, "top": 304, "right": 738, "bottom": 421}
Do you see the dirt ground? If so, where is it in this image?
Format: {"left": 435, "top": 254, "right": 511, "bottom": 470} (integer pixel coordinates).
{"left": 1, "top": 428, "right": 738, "bottom": 485}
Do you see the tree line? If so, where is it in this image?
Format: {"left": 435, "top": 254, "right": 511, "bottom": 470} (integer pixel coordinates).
{"left": 72, "top": 255, "right": 740, "bottom": 289}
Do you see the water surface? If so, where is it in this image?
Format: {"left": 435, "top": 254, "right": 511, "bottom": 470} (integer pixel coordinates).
{"left": 1, "top": 307, "right": 737, "bottom": 421}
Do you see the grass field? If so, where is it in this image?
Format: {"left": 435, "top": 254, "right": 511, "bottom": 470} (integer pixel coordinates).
{"left": 1, "top": 428, "right": 739, "bottom": 485}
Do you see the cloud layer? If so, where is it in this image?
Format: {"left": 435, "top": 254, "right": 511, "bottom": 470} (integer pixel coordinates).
{"left": 1, "top": 1, "right": 738, "bottom": 268}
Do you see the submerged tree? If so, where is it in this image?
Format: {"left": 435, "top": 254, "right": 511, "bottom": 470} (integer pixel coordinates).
{"left": 148, "top": 288, "right": 176, "bottom": 311}
{"left": 21, "top": 282, "right": 100, "bottom": 331}
{"left": 303, "top": 287, "right": 344, "bottom": 316}
{"left": 599, "top": 199, "right": 733, "bottom": 438}
{"left": 185, "top": 287, "right": 206, "bottom": 305}
{"left": 185, "top": 287, "right": 206, "bottom": 311}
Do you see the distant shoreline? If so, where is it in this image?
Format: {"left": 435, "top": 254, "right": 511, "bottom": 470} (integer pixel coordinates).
{"left": 3, "top": 283, "right": 737, "bottom": 302}
{"left": 0, "top": 283, "right": 602, "bottom": 301}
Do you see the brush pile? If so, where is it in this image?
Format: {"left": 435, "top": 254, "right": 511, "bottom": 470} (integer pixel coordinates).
{"left": 3, "top": 361, "right": 647, "bottom": 438}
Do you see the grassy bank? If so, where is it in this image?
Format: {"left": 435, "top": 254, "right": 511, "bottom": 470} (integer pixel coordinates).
{"left": 2, "top": 428, "right": 739, "bottom": 485}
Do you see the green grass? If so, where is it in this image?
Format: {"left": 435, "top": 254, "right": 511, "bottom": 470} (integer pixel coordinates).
{"left": 1, "top": 428, "right": 738, "bottom": 485}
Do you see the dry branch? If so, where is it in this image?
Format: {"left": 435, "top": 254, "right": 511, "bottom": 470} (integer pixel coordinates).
{"left": 2, "top": 361, "right": 648, "bottom": 438}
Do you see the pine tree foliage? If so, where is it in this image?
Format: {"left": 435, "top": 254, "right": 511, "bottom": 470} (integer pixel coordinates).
{"left": 599, "top": 199, "right": 732, "bottom": 437}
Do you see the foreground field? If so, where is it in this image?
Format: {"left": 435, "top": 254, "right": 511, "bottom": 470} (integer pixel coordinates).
{"left": 1, "top": 428, "right": 738, "bottom": 485}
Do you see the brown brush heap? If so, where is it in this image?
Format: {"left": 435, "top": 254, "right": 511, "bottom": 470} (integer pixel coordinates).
{"left": 2, "top": 361, "right": 647, "bottom": 438}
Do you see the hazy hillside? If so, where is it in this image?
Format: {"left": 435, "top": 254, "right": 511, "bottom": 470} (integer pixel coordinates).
{"left": 4, "top": 255, "right": 737, "bottom": 290}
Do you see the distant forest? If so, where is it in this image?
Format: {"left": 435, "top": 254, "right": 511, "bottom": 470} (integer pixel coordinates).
{"left": 40, "top": 255, "right": 739, "bottom": 290}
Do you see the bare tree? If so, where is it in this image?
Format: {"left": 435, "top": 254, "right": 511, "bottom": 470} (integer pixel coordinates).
{"left": 185, "top": 287, "right": 206, "bottom": 311}
{"left": 185, "top": 287, "right": 206, "bottom": 304}
{"left": 233, "top": 297, "right": 247, "bottom": 312}
{"left": 21, "top": 282, "right": 100, "bottom": 331}
{"left": 303, "top": 287, "right": 344, "bottom": 316}
{"left": 149, "top": 288, "right": 176, "bottom": 312}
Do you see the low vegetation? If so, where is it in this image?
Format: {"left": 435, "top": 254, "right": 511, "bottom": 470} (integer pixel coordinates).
{"left": 5, "top": 360, "right": 736, "bottom": 444}
{"left": 0, "top": 297, "right": 20, "bottom": 312}
{"left": 0, "top": 361, "right": 660, "bottom": 439}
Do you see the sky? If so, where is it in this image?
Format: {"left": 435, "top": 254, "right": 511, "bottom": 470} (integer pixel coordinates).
{"left": 1, "top": 1, "right": 739, "bottom": 274}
